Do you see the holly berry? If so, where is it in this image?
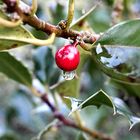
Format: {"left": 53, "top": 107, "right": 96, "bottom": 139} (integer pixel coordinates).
{"left": 55, "top": 42, "right": 80, "bottom": 72}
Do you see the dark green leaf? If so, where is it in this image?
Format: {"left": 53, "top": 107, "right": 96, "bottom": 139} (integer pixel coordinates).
{"left": 0, "top": 133, "right": 19, "bottom": 140}
{"left": 112, "top": 97, "right": 140, "bottom": 130}
{"left": 96, "top": 19, "right": 140, "bottom": 47}
{"left": 0, "top": 51, "right": 32, "bottom": 86}
{"left": 92, "top": 45, "right": 140, "bottom": 84}
{"left": 68, "top": 90, "right": 115, "bottom": 114}
{"left": 81, "top": 90, "right": 114, "bottom": 109}
{"left": 68, "top": 90, "right": 140, "bottom": 129}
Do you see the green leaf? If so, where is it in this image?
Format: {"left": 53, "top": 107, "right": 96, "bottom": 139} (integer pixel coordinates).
{"left": 0, "top": 10, "right": 35, "bottom": 50}
{"left": 80, "top": 90, "right": 114, "bottom": 109}
{"left": 0, "top": 25, "right": 35, "bottom": 50}
{"left": 112, "top": 97, "right": 140, "bottom": 130}
{"left": 0, "top": 51, "right": 32, "bottom": 86}
{"left": 96, "top": 19, "right": 140, "bottom": 47}
{"left": 0, "top": 133, "right": 19, "bottom": 140}
{"left": 92, "top": 45, "right": 140, "bottom": 84}
{"left": 68, "top": 90, "right": 115, "bottom": 114}
{"left": 68, "top": 90, "right": 140, "bottom": 129}
{"left": 52, "top": 79, "right": 80, "bottom": 108}
{"left": 33, "top": 46, "right": 60, "bottom": 84}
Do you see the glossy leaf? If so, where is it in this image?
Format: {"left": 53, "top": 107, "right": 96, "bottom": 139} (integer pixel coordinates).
{"left": 68, "top": 90, "right": 140, "bottom": 129}
{"left": 68, "top": 90, "right": 115, "bottom": 114}
{"left": 92, "top": 45, "right": 140, "bottom": 84}
{"left": 96, "top": 19, "right": 140, "bottom": 47}
{"left": 112, "top": 97, "right": 140, "bottom": 130}
{"left": 0, "top": 51, "right": 32, "bottom": 86}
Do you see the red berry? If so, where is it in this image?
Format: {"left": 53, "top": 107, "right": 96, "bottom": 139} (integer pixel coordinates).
{"left": 55, "top": 42, "right": 80, "bottom": 71}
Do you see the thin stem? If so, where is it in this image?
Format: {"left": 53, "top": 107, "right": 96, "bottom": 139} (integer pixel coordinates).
{"left": 0, "top": 18, "right": 22, "bottom": 27}
{"left": 73, "top": 111, "right": 84, "bottom": 127}
{"left": 30, "top": 87, "right": 42, "bottom": 97}
{"left": 29, "top": 86, "right": 113, "bottom": 140}
{"left": 70, "top": 4, "right": 98, "bottom": 28}
{"left": 39, "top": 93, "right": 113, "bottom": 140}
{"left": 66, "top": 0, "right": 75, "bottom": 29}
{"left": 31, "top": 0, "right": 38, "bottom": 15}
{"left": 1, "top": 33, "right": 55, "bottom": 46}
{"left": 24, "top": 33, "right": 56, "bottom": 46}
{"left": 3, "top": 0, "right": 99, "bottom": 48}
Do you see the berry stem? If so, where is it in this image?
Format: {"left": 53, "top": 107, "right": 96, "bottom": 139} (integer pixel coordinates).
{"left": 72, "top": 41, "right": 79, "bottom": 47}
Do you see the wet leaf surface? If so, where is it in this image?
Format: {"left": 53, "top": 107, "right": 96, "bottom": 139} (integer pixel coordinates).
{"left": 92, "top": 45, "right": 140, "bottom": 84}
{"left": 68, "top": 90, "right": 140, "bottom": 129}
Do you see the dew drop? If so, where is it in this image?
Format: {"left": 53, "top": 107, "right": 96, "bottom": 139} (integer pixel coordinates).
{"left": 62, "top": 71, "right": 75, "bottom": 80}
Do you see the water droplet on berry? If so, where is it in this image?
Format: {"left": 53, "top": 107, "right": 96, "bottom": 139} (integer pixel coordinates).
{"left": 62, "top": 71, "right": 75, "bottom": 80}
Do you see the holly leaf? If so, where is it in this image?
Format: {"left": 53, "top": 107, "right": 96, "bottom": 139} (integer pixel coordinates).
{"left": 112, "top": 97, "right": 140, "bottom": 130}
{"left": 0, "top": 10, "right": 38, "bottom": 50}
{"left": 0, "top": 51, "right": 32, "bottom": 86}
{"left": 0, "top": 24, "right": 35, "bottom": 50}
{"left": 68, "top": 89, "right": 140, "bottom": 129}
{"left": 67, "top": 90, "right": 115, "bottom": 115}
{"left": 92, "top": 44, "right": 140, "bottom": 84}
{"left": 96, "top": 19, "right": 140, "bottom": 47}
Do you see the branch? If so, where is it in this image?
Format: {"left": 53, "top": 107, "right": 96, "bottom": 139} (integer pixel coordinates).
{"left": 41, "top": 93, "right": 113, "bottom": 140}
{"left": 2, "top": 0, "right": 99, "bottom": 51}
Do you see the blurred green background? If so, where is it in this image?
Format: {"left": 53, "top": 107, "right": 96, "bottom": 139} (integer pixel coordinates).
{"left": 0, "top": 0, "right": 140, "bottom": 140}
